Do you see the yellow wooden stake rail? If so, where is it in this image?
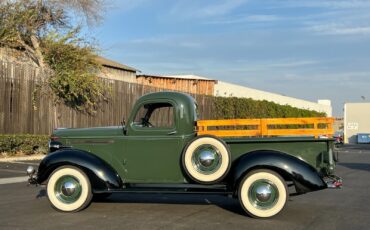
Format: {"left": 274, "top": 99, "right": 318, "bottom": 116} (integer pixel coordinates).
{"left": 197, "top": 117, "right": 335, "bottom": 138}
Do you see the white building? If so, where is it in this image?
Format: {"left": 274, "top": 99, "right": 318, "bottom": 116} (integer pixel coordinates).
{"left": 166, "top": 75, "right": 332, "bottom": 116}
{"left": 344, "top": 103, "right": 370, "bottom": 144}
{"left": 96, "top": 56, "right": 138, "bottom": 83}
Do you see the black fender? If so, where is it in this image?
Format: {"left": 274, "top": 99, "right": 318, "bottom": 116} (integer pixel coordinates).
{"left": 36, "top": 149, "right": 123, "bottom": 191}
{"left": 230, "top": 150, "right": 326, "bottom": 194}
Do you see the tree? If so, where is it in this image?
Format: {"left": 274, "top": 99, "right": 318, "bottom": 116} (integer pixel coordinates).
{"left": 0, "top": 0, "right": 107, "bottom": 113}
{"left": 43, "top": 30, "right": 107, "bottom": 112}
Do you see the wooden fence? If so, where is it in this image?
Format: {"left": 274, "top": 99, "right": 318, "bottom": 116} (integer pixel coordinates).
{"left": 0, "top": 60, "right": 215, "bottom": 135}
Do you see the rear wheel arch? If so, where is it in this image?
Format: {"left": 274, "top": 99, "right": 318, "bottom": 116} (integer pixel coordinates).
{"left": 230, "top": 150, "right": 326, "bottom": 194}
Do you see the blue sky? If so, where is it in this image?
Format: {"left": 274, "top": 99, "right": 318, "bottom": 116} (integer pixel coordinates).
{"left": 91, "top": 0, "right": 370, "bottom": 116}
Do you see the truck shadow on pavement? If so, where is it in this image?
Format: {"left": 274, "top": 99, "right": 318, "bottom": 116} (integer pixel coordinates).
{"left": 338, "top": 163, "right": 370, "bottom": 172}
{"left": 104, "top": 193, "right": 246, "bottom": 216}
{"left": 36, "top": 189, "right": 47, "bottom": 199}
{"left": 36, "top": 189, "right": 246, "bottom": 216}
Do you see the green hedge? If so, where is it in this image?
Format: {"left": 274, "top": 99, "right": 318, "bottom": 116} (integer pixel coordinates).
{"left": 0, "top": 134, "right": 49, "bottom": 156}
{"left": 213, "top": 97, "right": 326, "bottom": 119}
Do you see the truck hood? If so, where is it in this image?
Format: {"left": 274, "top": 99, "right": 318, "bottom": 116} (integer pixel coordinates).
{"left": 53, "top": 126, "right": 124, "bottom": 138}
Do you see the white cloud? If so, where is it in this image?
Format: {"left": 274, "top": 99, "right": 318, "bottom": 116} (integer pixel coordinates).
{"left": 229, "top": 59, "right": 319, "bottom": 72}
{"left": 169, "top": 0, "right": 249, "bottom": 19}
{"left": 309, "top": 23, "right": 370, "bottom": 35}
{"left": 268, "top": 60, "right": 318, "bottom": 68}
{"left": 270, "top": 0, "right": 370, "bottom": 9}
{"left": 127, "top": 36, "right": 202, "bottom": 48}
{"left": 206, "top": 14, "right": 281, "bottom": 25}
{"left": 197, "top": 0, "right": 248, "bottom": 17}
{"left": 178, "top": 42, "right": 202, "bottom": 48}
{"left": 110, "top": 0, "right": 151, "bottom": 11}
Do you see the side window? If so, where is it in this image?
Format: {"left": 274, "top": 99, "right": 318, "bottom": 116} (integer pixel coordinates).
{"left": 133, "top": 102, "right": 175, "bottom": 129}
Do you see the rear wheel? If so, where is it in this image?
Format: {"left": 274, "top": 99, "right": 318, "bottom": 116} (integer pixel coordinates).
{"left": 238, "top": 169, "right": 288, "bottom": 218}
{"left": 47, "top": 166, "right": 93, "bottom": 212}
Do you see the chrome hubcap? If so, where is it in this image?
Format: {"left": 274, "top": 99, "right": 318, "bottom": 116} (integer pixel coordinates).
{"left": 62, "top": 181, "right": 77, "bottom": 196}
{"left": 248, "top": 179, "right": 279, "bottom": 210}
{"left": 199, "top": 151, "right": 215, "bottom": 167}
{"left": 255, "top": 184, "right": 272, "bottom": 202}
{"left": 192, "top": 145, "right": 222, "bottom": 175}
{"left": 54, "top": 175, "right": 82, "bottom": 204}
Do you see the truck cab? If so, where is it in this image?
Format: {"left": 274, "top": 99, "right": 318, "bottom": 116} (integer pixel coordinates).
{"left": 120, "top": 92, "right": 197, "bottom": 182}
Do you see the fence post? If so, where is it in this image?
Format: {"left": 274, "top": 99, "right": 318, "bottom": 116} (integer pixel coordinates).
{"left": 260, "top": 119, "right": 268, "bottom": 137}
{"left": 314, "top": 121, "right": 318, "bottom": 138}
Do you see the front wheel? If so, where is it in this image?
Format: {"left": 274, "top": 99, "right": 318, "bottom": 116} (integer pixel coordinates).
{"left": 47, "top": 166, "right": 93, "bottom": 212}
{"left": 238, "top": 169, "right": 288, "bottom": 218}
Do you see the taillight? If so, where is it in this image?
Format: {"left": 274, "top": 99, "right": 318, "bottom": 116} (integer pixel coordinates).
{"left": 50, "top": 135, "right": 59, "bottom": 141}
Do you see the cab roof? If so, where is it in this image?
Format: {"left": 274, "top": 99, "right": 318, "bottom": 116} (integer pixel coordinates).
{"left": 138, "top": 91, "right": 196, "bottom": 105}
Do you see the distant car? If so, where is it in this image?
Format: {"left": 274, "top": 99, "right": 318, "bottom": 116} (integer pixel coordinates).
{"left": 334, "top": 131, "right": 344, "bottom": 145}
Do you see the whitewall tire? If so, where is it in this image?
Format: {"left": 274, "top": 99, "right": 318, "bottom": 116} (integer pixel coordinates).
{"left": 183, "top": 136, "right": 231, "bottom": 184}
{"left": 238, "top": 169, "right": 288, "bottom": 218}
{"left": 47, "top": 166, "right": 93, "bottom": 212}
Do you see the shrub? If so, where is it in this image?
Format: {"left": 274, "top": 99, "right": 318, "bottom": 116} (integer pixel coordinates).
{"left": 213, "top": 97, "right": 326, "bottom": 119}
{"left": 0, "top": 134, "right": 49, "bottom": 156}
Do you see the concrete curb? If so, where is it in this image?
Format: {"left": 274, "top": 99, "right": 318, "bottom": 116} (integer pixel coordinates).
{"left": 0, "top": 155, "right": 45, "bottom": 162}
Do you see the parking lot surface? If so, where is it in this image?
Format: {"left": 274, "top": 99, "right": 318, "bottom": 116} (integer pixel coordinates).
{"left": 0, "top": 145, "right": 370, "bottom": 230}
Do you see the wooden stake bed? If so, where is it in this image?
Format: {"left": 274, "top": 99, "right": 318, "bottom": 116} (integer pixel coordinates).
{"left": 197, "top": 117, "right": 334, "bottom": 138}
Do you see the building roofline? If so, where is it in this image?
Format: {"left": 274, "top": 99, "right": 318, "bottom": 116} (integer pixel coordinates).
{"left": 95, "top": 56, "right": 139, "bottom": 72}
{"left": 137, "top": 74, "right": 218, "bottom": 83}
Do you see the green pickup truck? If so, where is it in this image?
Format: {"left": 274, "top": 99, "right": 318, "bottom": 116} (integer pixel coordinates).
{"left": 27, "top": 92, "right": 341, "bottom": 218}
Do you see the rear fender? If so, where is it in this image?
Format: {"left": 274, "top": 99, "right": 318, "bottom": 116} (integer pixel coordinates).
{"left": 36, "top": 149, "right": 123, "bottom": 191}
{"left": 230, "top": 150, "right": 326, "bottom": 194}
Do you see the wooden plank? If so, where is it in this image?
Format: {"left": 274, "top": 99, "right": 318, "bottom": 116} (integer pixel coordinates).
{"left": 264, "top": 117, "right": 334, "bottom": 125}
{"left": 198, "top": 129, "right": 261, "bottom": 137}
{"left": 198, "top": 118, "right": 334, "bottom": 127}
{"left": 197, "top": 119, "right": 261, "bottom": 126}
{"left": 197, "top": 117, "right": 334, "bottom": 138}
{"left": 266, "top": 129, "right": 333, "bottom": 136}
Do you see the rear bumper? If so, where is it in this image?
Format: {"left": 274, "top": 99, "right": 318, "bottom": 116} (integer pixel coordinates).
{"left": 324, "top": 175, "right": 342, "bottom": 189}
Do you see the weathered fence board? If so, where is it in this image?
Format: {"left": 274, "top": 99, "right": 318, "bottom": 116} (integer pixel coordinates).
{"left": 0, "top": 60, "right": 215, "bottom": 135}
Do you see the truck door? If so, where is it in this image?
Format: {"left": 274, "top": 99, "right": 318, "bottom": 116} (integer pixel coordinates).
{"left": 123, "top": 100, "right": 185, "bottom": 183}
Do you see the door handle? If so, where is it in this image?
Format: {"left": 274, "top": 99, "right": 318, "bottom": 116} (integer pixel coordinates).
{"left": 168, "top": 131, "right": 177, "bottom": 135}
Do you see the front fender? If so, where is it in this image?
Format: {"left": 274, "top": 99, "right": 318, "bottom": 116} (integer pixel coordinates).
{"left": 230, "top": 150, "right": 326, "bottom": 194}
{"left": 36, "top": 149, "right": 123, "bottom": 191}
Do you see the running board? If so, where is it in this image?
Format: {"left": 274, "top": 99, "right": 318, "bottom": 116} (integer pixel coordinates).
{"left": 95, "top": 183, "right": 232, "bottom": 195}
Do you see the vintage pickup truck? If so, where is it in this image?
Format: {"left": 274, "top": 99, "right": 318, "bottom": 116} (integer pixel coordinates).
{"left": 27, "top": 91, "right": 342, "bottom": 218}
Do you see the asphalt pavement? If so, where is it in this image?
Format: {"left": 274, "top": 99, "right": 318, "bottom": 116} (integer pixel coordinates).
{"left": 0, "top": 146, "right": 370, "bottom": 230}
